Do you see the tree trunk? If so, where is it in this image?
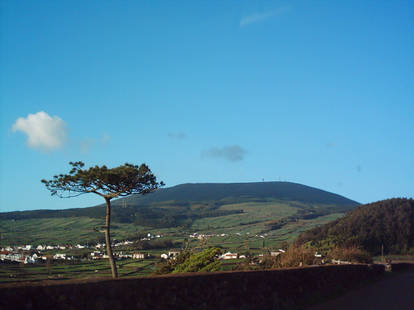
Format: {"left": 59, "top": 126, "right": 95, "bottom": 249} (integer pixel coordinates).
{"left": 105, "top": 197, "right": 118, "bottom": 278}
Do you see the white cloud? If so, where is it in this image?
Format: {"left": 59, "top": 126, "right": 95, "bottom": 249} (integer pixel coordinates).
{"left": 79, "top": 138, "right": 95, "bottom": 154}
{"left": 168, "top": 132, "right": 187, "bottom": 140}
{"left": 79, "top": 134, "right": 110, "bottom": 153}
{"left": 202, "top": 145, "right": 247, "bottom": 162}
{"left": 240, "top": 7, "right": 290, "bottom": 27}
{"left": 101, "top": 133, "right": 110, "bottom": 145}
{"left": 12, "top": 111, "right": 67, "bottom": 151}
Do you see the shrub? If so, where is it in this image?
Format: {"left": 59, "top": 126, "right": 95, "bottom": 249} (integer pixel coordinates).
{"left": 155, "top": 248, "right": 222, "bottom": 274}
{"left": 277, "top": 245, "right": 316, "bottom": 268}
{"left": 154, "top": 251, "right": 190, "bottom": 275}
{"left": 172, "top": 248, "right": 222, "bottom": 273}
{"left": 328, "top": 247, "right": 372, "bottom": 264}
{"left": 255, "top": 245, "right": 316, "bottom": 270}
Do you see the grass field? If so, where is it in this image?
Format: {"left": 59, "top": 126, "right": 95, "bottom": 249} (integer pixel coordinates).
{"left": 0, "top": 199, "right": 348, "bottom": 283}
{"left": 0, "top": 258, "right": 158, "bottom": 283}
{"left": 0, "top": 217, "right": 149, "bottom": 246}
{"left": 0, "top": 200, "right": 346, "bottom": 248}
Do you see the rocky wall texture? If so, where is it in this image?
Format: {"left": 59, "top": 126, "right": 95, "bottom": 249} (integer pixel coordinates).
{"left": 0, "top": 264, "right": 384, "bottom": 310}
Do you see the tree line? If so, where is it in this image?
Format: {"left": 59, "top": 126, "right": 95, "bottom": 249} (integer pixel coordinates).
{"left": 296, "top": 198, "right": 414, "bottom": 255}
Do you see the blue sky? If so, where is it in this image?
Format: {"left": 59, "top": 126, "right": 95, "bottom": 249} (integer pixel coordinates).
{"left": 1, "top": 0, "right": 413, "bottom": 212}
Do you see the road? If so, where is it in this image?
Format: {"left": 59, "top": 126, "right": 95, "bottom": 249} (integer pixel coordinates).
{"left": 309, "top": 268, "right": 414, "bottom": 310}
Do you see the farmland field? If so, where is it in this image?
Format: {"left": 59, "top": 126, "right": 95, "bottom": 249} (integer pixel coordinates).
{"left": 0, "top": 190, "right": 352, "bottom": 283}
{"left": 0, "top": 200, "right": 347, "bottom": 247}
{"left": 0, "top": 259, "right": 158, "bottom": 283}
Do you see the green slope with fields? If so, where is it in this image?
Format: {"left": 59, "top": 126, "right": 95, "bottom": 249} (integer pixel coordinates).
{"left": 0, "top": 182, "right": 358, "bottom": 247}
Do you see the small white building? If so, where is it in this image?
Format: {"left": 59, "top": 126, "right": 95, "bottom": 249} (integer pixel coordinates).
{"left": 24, "top": 256, "right": 38, "bottom": 264}
{"left": 219, "top": 252, "right": 238, "bottom": 260}
{"left": 168, "top": 251, "right": 180, "bottom": 258}
{"left": 53, "top": 253, "right": 67, "bottom": 260}
{"left": 132, "top": 253, "right": 145, "bottom": 259}
{"left": 0, "top": 251, "right": 10, "bottom": 260}
{"left": 91, "top": 252, "right": 103, "bottom": 260}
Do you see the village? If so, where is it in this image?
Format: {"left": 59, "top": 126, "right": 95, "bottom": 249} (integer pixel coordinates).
{"left": 0, "top": 231, "right": 303, "bottom": 265}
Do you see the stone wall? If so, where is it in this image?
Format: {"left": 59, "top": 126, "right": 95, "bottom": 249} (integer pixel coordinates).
{"left": 0, "top": 264, "right": 384, "bottom": 310}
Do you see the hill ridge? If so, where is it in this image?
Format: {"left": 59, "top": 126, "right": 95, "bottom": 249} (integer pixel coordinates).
{"left": 297, "top": 198, "right": 414, "bottom": 255}
{"left": 116, "top": 181, "right": 359, "bottom": 206}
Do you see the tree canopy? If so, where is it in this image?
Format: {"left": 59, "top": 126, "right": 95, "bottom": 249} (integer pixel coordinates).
{"left": 296, "top": 198, "right": 414, "bottom": 255}
{"left": 155, "top": 248, "right": 222, "bottom": 274}
{"left": 41, "top": 161, "right": 164, "bottom": 200}
{"left": 42, "top": 161, "right": 163, "bottom": 278}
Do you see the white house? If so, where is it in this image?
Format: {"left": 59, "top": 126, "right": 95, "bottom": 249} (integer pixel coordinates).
{"left": 219, "top": 252, "right": 238, "bottom": 260}
{"left": 0, "top": 251, "right": 10, "bottom": 260}
{"left": 91, "top": 252, "right": 104, "bottom": 260}
{"left": 53, "top": 253, "right": 67, "bottom": 260}
{"left": 168, "top": 251, "right": 180, "bottom": 258}
{"left": 132, "top": 253, "right": 145, "bottom": 259}
{"left": 24, "top": 256, "right": 38, "bottom": 264}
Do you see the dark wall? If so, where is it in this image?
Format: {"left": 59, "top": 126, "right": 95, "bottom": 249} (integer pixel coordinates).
{"left": 0, "top": 264, "right": 384, "bottom": 310}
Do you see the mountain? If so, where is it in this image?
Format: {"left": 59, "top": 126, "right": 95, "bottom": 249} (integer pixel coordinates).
{"left": 296, "top": 198, "right": 414, "bottom": 255}
{"left": 116, "top": 182, "right": 359, "bottom": 206}
{"left": 0, "top": 182, "right": 358, "bottom": 221}
{"left": 0, "top": 182, "right": 359, "bottom": 246}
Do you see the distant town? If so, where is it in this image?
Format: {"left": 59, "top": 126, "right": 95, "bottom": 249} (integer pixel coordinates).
{"left": 0, "top": 231, "right": 296, "bottom": 265}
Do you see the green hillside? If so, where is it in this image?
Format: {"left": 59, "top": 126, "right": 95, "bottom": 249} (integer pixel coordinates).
{"left": 297, "top": 198, "right": 414, "bottom": 255}
{"left": 118, "top": 182, "right": 359, "bottom": 206}
{"left": 0, "top": 182, "right": 358, "bottom": 246}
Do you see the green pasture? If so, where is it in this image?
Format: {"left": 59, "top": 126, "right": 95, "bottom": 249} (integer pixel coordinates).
{"left": 0, "top": 217, "right": 148, "bottom": 246}
{"left": 0, "top": 258, "right": 157, "bottom": 284}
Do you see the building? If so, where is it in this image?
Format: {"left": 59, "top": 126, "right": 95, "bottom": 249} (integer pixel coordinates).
{"left": 132, "top": 253, "right": 145, "bottom": 259}
{"left": 219, "top": 252, "right": 238, "bottom": 260}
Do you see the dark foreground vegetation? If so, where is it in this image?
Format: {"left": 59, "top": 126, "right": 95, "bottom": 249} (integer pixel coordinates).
{"left": 0, "top": 264, "right": 384, "bottom": 310}
{"left": 297, "top": 198, "right": 414, "bottom": 255}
